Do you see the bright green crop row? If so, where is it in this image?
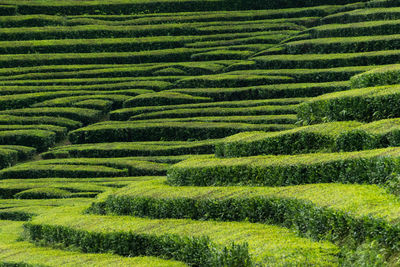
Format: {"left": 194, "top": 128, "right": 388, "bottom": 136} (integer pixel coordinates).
{"left": 167, "top": 147, "right": 400, "bottom": 186}
{"left": 0, "top": 107, "right": 102, "bottom": 125}
{"left": 283, "top": 34, "right": 400, "bottom": 54}
{"left": 116, "top": 98, "right": 301, "bottom": 119}
{"left": 91, "top": 178, "right": 400, "bottom": 251}
{"left": 0, "top": 130, "right": 56, "bottom": 152}
{"left": 170, "top": 81, "right": 350, "bottom": 101}
{"left": 321, "top": 7, "right": 400, "bottom": 24}
{"left": 129, "top": 105, "right": 298, "bottom": 121}
{"left": 0, "top": 115, "right": 81, "bottom": 130}
{"left": 0, "top": 125, "right": 66, "bottom": 141}
{"left": 0, "top": 221, "right": 186, "bottom": 267}
{"left": 130, "top": 114, "right": 298, "bottom": 125}
{"left": 0, "top": 158, "right": 169, "bottom": 179}
{"left": 24, "top": 206, "right": 338, "bottom": 266}
{"left": 253, "top": 49, "right": 400, "bottom": 69}
{"left": 69, "top": 121, "right": 294, "bottom": 143}
{"left": 297, "top": 84, "right": 400, "bottom": 124}
{"left": 41, "top": 140, "right": 219, "bottom": 159}
{"left": 173, "top": 74, "right": 293, "bottom": 88}
{"left": 217, "top": 118, "right": 400, "bottom": 157}
{"left": 123, "top": 92, "right": 211, "bottom": 107}
{"left": 0, "top": 6, "right": 337, "bottom": 27}
{"left": 305, "top": 19, "right": 400, "bottom": 38}
{"left": 215, "top": 121, "right": 361, "bottom": 157}
{"left": 224, "top": 65, "right": 376, "bottom": 82}
{"left": 350, "top": 64, "right": 400, "bottom": 88}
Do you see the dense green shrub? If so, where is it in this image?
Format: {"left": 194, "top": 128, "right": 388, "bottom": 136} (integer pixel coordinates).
{"left": 69, "top": 121, "right": 294, "bottom": 143}
{"left": 123, "top": 92, "right": 211, "bottom": 107}
{"left": 0, "top": 130, "right": 56, "bottom": 152}
{"left": 167, "top": 147, "right": 400, "bottom": 186}
{"left": 15, "top": 188, "right": 72, "bottom": 199}
{"left": 350, "top": 64, "right": 400, "bottom": 88}
{"left": 297, "top": 84, "right": 400, "bottom": 124}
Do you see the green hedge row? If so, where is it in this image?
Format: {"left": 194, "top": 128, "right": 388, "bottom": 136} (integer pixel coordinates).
{"left": 167, "top": 147, "right": 400, "bottom": 186}
{"left": 0, "top": 49, "right": 205, "bottom": 68}
{"left": 215, "top": 121, "right": 366, "bottom": 157}
{"left": 15, "top": 188, "right": 72, "bottom": 199}
{"left": 123, "top": 92, "right": 211, "bottom": 107}
{"left": 136, "top": 114, "right": 298, "bottom": 125}
{"left": 253, "top": 49, "right": 400, "bottom": 69}
{"left": 0, "top": 164, "right": 128, "bottom": 179}
{"left": 171, "top": 81, "right": 350, "bottom": 101}
{"left": 190, "top": 49, "right": 254, "bottom": 61}
{"left": 0, "top": 211, "right": 33, "bottom": 221}
{"left": 350, "top": 64, "right": 400, "bottom": 88}
{"left": 116, "top": 98, "right": 300, "bottom": 120}
{"left": 0, "top": 83, "right": 156, "bottom": 95}
{"left": 0, "top": 125, "right": 66, "bottom": 141}
{"left": 0, "top": 115, "right": 81, "bottom": 130}
{"left": 91, "top": 182, "right": 400, "bottom": 252}
{"left": 0, "top": 145, "right": 36, "bottom": 161}
{"left": 173, "top": 74, "right": 293, "bottom": 88}
{"left": 306, "top": 19, "right": 400, "bottom": 38}
{"left": 4, "top": 0, "right": 360, "bottom": 15}
{"left": 69, "top": 121, "right": 294, "bottom": 143}
{"left": 129, "top": 105, "right": 297, "bottom": 121}
{"left": 0, "top": 107, "right": 102, "bottom": 125}
{"left": 297, "top": 84, "right": 400, "bottom": 124}
{"left": 23, "top": 222, "right": 251, "bottom": 267}
{"left": 0, "top": 130, "right": 56, "bottom": 152}
{"left": 0, "top": 6, "right": 336, "bottom": 27}
{"left": 283, "top": 34, "right": 400, "bottom": 54}
{"left": 224, "top": 66, "right": 374, "bottom": 83}
{"left": 41, "top": 140, "right": 218, "bottom": 159}
{"left": 0, "top": 148, "right": 18, "bottom": 169}
{"left": 321, "top": 7, "right": 400, "bottom": 24}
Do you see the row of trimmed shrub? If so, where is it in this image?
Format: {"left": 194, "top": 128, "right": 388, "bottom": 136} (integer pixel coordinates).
{"left": 253, "top": 49, "right": 400, "bottom": 69}
{"left": 173, "top": 74, "right": 293, "bottom": 88}
{"left": 8, "top": 0, "right": 363, "bottom": 15}
{"left": 217, "top": 118, "right": 400, "bottom": 157}
{"left": 68, "top": 121, "right": 294, "bottom": 143}
{"left": 283, "top": 34, "right": 400, "bottom": 54}
{"left": 306, "top": 19, "right": 400, "bottom": 38}
{"left": 23, "top": 222, "right": 251, "bottom": 267}
{"left": 167, "top": 147, "right": 400, "bottom": 186}
{"left": 0, "top": 115, "right": 81, "bottom": 130}
{"left": 0, "top": 49, "right": 205, "bottom": 68}
{"left": 350, "top": 64, "right": 400, "bottom": 88}
{"left": 41, "top": 140, "right": 218, "bottom": 159}
{"left": 321, "top": 7, "right": 400, "bottom": 24}
{"left": 0, "top": 6, "right": 336, "bottom": 27}
{"left": 115, "top": 98, "right": 300, "bottom": 119}
{"left": 171, "top": 81, "right": 350, "bottom": 101}
{"left": 0, "top": 157, "right": 169, "bottom": 178}
{"left": 0, "top": 130, "right": 56, "bottom": 152}
{"left": 90, "top": 189, "right": 400, "bottom": 253}
{"left": 123, "top": 92, "right": 211, "bottom": 107}
{"left": 129, "top": 105, "right": 298, "bottom": 121}
{"left": 0, "top": 107, "right": 102, "bottom": 125}
{"left": 0, "top": 125, "right": 66, "bottom": 141}
{"left": 297, "top": 84, "right": 400, "bottom": 124}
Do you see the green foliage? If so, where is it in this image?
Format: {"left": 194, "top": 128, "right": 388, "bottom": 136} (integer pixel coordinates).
{"left": 69, "top": 121, "right": 294, "bottom": 143}
{"left": 0, "top": 107, "right": 102, "bottom": 125}
{"left": 15, "top": 188, "right": 72, "bottom": 199}
{"left": 0, "top": 130, "right": 56, "bottom": 152}
{"left": 350, "top": 64, "right": 400, "bottom": 88}
{"left": 168, "top": 147, "right": 400, "bottom": 186}
{"left": 0, "top": 115, "right": 81, "bottom": 130}
{"left": 123, "top": 92, "right": 211, "bottom": 107}
{"left": 41, "top": 140, "right": 218, "bottom": 159}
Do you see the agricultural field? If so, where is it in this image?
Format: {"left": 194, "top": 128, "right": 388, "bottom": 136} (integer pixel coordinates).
{"left": 2, "top": 0, "right": 400, "bottom": 266}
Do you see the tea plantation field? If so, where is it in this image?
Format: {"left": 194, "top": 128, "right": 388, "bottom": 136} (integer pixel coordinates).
{"left": 2, "top": 0, "right": 400, "bottom": 266}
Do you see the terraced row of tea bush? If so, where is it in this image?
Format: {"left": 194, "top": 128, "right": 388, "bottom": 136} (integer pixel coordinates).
{"left": 2, "top": 0, "right": 400, "bottom": 266}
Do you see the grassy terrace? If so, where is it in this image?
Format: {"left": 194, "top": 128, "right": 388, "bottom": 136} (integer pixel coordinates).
{"left": 1, "top": 0, "right": 400, "bottom": 266}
